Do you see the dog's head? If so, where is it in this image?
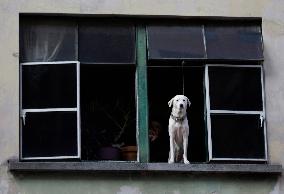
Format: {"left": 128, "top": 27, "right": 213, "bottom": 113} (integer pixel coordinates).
{"left": 168, "top": 95, "right": 191, "bottom": 111}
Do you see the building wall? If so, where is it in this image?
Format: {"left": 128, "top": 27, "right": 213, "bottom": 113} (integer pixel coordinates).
{"left": 0, "top": 0, "right": 283, "bottom": 193}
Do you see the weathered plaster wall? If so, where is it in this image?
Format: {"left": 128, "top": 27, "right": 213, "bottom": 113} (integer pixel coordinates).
{"left": 0, "top": 0, "right": 283, "bottom": 193}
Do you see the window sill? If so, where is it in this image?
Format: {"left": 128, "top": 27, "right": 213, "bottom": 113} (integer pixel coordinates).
{"left": 8, "top": 159, "right": 282, "bottom": 175}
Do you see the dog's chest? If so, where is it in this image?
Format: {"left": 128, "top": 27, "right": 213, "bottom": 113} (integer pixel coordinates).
{"left": 169, "top": 120, "right": 187, "bottom": 144}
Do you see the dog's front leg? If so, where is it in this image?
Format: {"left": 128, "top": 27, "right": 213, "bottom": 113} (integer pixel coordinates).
{"left": 168, "top": 135, "right": 175, "bottom": 164}
{"left": 183, "top": 134, "right": 189, "bottom": 164}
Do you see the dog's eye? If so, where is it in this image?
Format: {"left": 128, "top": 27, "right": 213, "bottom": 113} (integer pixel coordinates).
{"left": 176, "top": 99, "right": 178, "bottom": 101}
{"left": 183, "top": 99, "right": 185, "bottom": 102}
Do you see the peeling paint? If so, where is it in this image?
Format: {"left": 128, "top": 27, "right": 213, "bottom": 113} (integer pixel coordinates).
{"left": 117, "top": 186, "right": 142, "bottom": 194}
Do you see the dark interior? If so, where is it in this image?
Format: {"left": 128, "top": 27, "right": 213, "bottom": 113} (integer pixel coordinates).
{"left": 147, "top": 64, "right": 207, "bottom": 162}
{"left": 80, "top": 64, "right": 136, "bottom": 161}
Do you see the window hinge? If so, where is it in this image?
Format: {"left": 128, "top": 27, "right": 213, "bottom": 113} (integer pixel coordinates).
{"left": 21, "top": 111, "right": 27, "bottom": 125}
{"left": 260, "top": 114, "right": 265, "bottom": 128}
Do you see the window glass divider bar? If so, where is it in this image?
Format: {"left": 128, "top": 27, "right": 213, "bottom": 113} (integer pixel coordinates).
{"left": 19, "top": 63, "right": 23, "bottom": 160}
{"left": 21, "top": 156, "right": 80, "bottom": 160}
{"left": 76, "top": 61, "right": 81, "bottom": 159}
{"left": 210, "top": 110, "right": 264, "bottom": 114}
{"left": 202, "top": 25, "right": 208, "bottom": 58}
{"left": 207, "top": 64, "right": 262, "bottom": 68}
{"left": 20, "top": 108, "right": 78, "bottom": 125}
{"left": 20, "top": 61, "right": 79, "bottom": 65}
{"left": 21, "top": 108, "right": 78, "bottom": 113}
{"left": 211, "top": 158, "right": 267, "bottom": 161}
{"left": 205, "top": 65, "right": 213, "bottom": 160}
{"left": 147, "top": 65, "right": 204, "bottom": 68}
{"left": 260, "top": 65, "right": 268, "bottom": 160}
{"left": 79, "top": 62, "right": 135, "bottom": 65}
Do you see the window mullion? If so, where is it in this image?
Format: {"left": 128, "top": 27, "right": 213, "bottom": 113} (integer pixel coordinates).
{"left": 205, "top": 65, "right": 213, "bottom": 160}
{"left": 136, "top": 25, "right": 149, "bottom": 163}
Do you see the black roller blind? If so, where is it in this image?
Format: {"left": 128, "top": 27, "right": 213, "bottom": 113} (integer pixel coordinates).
{"left": 205, "top": 24, "right": 263, "bottom": 60}
{"left": 147, "top": 25, "right": 205, "bottom": 60}
{"left": 79, "top": 21, "right": 135, "bottom": 64}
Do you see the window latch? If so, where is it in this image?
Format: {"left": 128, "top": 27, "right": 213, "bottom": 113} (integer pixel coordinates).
{"left": 260, "top": 114, "right": 265, "bottom": 128}
{"left": 21, "top": 111, "right": 27, "bottom": 125}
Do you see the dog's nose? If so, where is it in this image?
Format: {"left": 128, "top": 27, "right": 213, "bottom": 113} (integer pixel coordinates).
{"left": 180, "top": 104, "right": 184, "bottom": 108}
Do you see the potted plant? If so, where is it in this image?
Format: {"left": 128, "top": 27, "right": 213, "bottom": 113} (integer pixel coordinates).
{"left": 120, "top": 145, "right": 137, "bottom": 161}
{"left": 92, "top": 99, "right": 136, "bottom": 161}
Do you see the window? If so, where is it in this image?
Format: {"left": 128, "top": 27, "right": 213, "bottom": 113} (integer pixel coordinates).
{"left": 20, "top": 17, "right": 136, "bottom": 161}
{"left": 20, "top": 16, "right": 266, "bottom": 163}
{"left": 146, "top": 21, "right": 265, "bottom": 163}
{"left": 20, "top": 61, "right": 80, "bottom": 160}
{"left": 206, "top": 65, "right": 266, "bottom": 161}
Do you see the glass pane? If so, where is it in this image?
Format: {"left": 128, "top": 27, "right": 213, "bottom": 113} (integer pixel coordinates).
{"left": 22, "top": 111, "right": 78, "bottom": 158}
{"left": 147, "top": 25, "right": 205, "bottom": 59}
{"left": 211, "top": 114, "right": 265, "bottom": 159}
{"left": 79, "top": 21, "right": 135, "bottom": 64}
{"left": 22, "top": 63, "right": 77, "bottom": 109}
{"left": 205, "top": 24, "right": 263, "bottom": 60}
{"left": 209, "top": 66, "right": 263, "bottom": 111}
{"left": 20, "top": 17, "right": 77, "bottom": 62}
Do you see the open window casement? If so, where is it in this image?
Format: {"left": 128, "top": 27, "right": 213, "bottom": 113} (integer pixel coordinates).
{"left": 205, "top": 65, "right": 267, "bottom": 162}
{"left": 20, "top": 61, "right": 81, "bottom": 160}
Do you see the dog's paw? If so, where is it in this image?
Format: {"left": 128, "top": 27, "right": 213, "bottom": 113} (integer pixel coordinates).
{"left": 184, "top": 159, "right": 190, "bottom": 164}
{"left": 168, "top": 158, "right": 174, "bottom": 164}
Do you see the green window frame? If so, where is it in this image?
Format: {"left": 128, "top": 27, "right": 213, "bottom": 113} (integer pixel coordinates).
{"left": 136, "top": 25, "right": 149, "bottom": 162}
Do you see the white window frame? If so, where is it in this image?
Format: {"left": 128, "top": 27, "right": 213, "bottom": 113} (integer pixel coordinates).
{"left": 205, "top": 64, "right": 267, "bottom": 162}
{"left": 20, "top": 61, "right": 81, "bottom": 160}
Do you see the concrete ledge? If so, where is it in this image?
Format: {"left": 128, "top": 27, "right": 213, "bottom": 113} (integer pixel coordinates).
{"left": 8, "top": 159, "right": 282, "bottom": 175}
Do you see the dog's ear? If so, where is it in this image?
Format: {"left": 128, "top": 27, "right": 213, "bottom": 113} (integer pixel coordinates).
{"left": 187, "top": 97, "right": 191, "bottom": 107}
{"left": 168, "top": 97, "right": 174, "bottom": 107}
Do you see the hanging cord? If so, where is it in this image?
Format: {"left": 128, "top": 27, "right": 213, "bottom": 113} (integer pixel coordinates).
{"left": 182, "top": 60, "right": 185, "bottom": 95}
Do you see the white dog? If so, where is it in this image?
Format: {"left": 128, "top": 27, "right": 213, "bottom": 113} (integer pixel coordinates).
{"left": 168, "top": 95, "right": 191, "bottom": 164}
